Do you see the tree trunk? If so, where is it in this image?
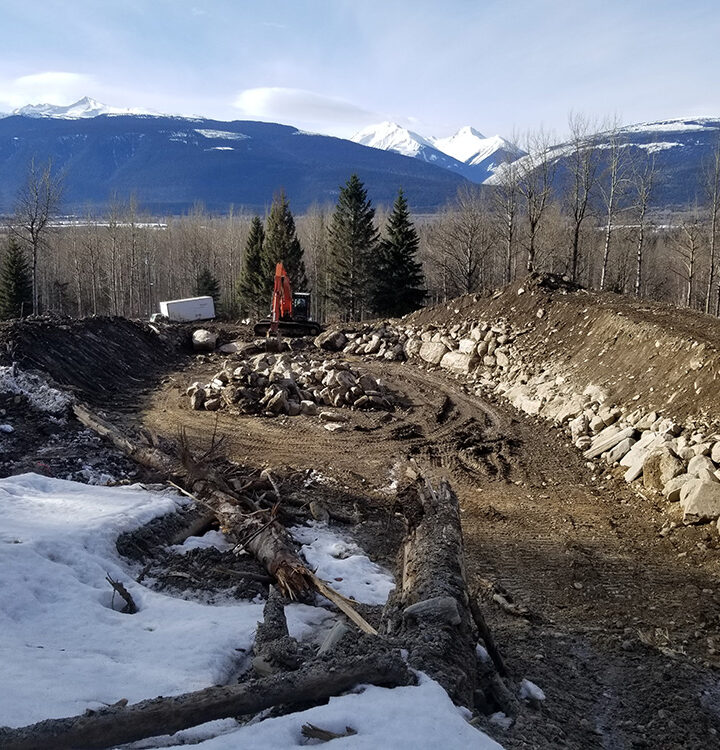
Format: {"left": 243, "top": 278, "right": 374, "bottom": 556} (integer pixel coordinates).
{"left": 381, "top": 477, "right": 478, "bottom": 708}
{"left": 0, "top": 652, "right": 411, "bottom": 750}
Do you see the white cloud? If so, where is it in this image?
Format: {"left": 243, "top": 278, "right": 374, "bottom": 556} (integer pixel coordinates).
{"left": 0, "top": 71, "right": 94, "bottom": 109}
{"left": 233, "top": 87, "right": 376, "bottom": 126}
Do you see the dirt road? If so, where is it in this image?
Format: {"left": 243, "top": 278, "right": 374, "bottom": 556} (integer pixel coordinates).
{"left": 142, "top": 356, "right": 720, "bottom": 749}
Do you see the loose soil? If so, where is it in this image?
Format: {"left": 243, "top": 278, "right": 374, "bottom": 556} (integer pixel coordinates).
{"left": 139, "top": 349, "right": 720, "bottom": 749}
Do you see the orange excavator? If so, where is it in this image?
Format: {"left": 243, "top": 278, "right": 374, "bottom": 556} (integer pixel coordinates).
{"left": 253, "top": 262, "right": 322, "bottom": 345}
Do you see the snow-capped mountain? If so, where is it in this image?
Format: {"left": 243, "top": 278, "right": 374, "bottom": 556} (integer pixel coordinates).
{"left": 351, "top": 121, "right": 475, "bottom": 178}
{"left": 0, "top": 113, "right": 467, "bottom": 214}
{"left": 486, "top": 117, "right": 720, "bottom": 208}
{"left": 6, "top": 97, "right": 154, "bottom": 119}
{"left": 351, "top": 122, "right": 523, "bottom": 183}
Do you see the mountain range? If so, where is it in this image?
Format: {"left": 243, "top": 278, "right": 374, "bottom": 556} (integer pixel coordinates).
{"left": 0, "top": 99, "right": 468, "bottom": 215}
{"left": 0, "top": 97, "right": 719, "bottom": 213}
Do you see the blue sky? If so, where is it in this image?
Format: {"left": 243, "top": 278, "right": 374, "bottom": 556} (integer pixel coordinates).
{"left": 1, "top": 0, "right": 719, "bottom": 139}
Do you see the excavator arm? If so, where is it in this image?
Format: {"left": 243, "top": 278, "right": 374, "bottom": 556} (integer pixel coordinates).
{"left": 269, "top": 262, "right": 293, "bottom": 333}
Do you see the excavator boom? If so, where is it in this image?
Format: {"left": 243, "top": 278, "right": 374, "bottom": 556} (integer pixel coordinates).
{"left": 253, "top": 262, "right": 322, "bottom": 340}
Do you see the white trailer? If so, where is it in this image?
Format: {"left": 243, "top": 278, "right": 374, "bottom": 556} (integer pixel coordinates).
{"left": 158, "top": 296, "right": 216, "bottom": 322}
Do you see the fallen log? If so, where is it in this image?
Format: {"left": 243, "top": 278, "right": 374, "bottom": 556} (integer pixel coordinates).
{"left": 73, "top": 404, "right": 373, "bottom": 619}
{"left": 0, "top": 650, "right": 412, "bottom": 750}
{"left": 381, "top": 477, "right": 478, "bottom": 708}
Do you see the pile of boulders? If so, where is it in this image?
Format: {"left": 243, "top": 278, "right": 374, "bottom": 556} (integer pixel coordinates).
{"left": 187, "top": 351, "right": 393, "bottom": 417}
{"left": 330, "top": 316, "right": 720, "bottom": 530}
{"left": 315, "top": 326, "right": 406, "bottom": 361}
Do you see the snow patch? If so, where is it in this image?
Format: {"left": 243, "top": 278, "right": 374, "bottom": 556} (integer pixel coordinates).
{"left": 195, "top": 129, "right": 249, "bottom": 140}
{"left": 520, "top": 678, "right": 546, "bottom": 702}
{"left": 0, "top": 365, "right": 72, "bottom": 415}
{"left": 0, "top": 474, "right": 264, "bottom": 727}
{"left": 139, "top": 674, "right": 501, "bottom": 749}
{"left": 170, "top": 529, "right": 234, "bottom": 554}
{"left": 291, "top": 522, "right": 395, "bottom": 605}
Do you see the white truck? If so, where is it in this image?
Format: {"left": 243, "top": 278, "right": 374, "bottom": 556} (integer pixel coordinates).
{"left": 158, "top": 296, "right": 216, "bottom": 322}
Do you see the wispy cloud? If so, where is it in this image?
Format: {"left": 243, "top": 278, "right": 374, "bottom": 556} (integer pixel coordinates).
{"left": 233, "top": 87, "right": 377, "bottom": 126}
{"left": 0, "top": 71, "right": 94, "bottom": 109}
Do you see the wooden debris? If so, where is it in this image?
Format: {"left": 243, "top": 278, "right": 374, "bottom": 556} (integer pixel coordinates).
{"left": 380, "top": 477, "right": 478, "bottom": 708}
{"left": 0, "top": 652, "right": 411, "bottom": 750}
{"left": 105, "top": 575, "right": 137, "bottom": 614}
{"left": 301, "top": 723, "right": 358, "bottom": 741}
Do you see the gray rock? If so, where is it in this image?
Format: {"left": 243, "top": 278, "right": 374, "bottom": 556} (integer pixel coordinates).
{"left": 458, "top": 338, "right": 476, "bottom": 354}
{"left": 711, "top": 442, "right": 720, "bottom": 464}
{"left": 584, "top": 426, "right": 635, "bottom": 459}
{"left": 204, "top": 397, "right": 222, "bottom": 411}
{"left": 300, "top": 400, "right": 318, "bottom": 416}
{"left": 688, "top": 454, "right": 716, "bottom": 477}
{"left": 643, "top": 447, "right": 684, "bottom": 492}
{"left": 190, "top": 389, "right": 206, "bottom": 410}
{"left": 192, "top": 329, "right": 217, "bottom": 351}
{"left": 663, "top": 473, "right": 693, "bottom": 501}
{"left": 440, "top": 351, "right": 478, "bottom": 375}
{"left": 569, "top": 414, "right": 589, "bottom": 442}
{"left": 266, "top": 390, "right": 288, "bottom": 415}
{"left": 419, "top": 341, "right": 448, "bottom": 365}
{"left": 314, "top": 329, "right": 347, "bottom": 351}
{"left": 680, "top": 480, "right": 720, "bottom": 524}
{"left": 606, "top": 437, "right": 636, "bottom": 464}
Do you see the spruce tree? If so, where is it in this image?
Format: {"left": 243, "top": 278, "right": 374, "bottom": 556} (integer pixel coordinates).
{"left": 0, "top": 238, "right": 32, "bottom": 320}
{"left": 261, "top": 190, "right": 306, "bottom": 296}
{"left": 237, "top": 216, "right": 266, "bottom": 315}
{"left": 370, "top": 189, "right": 426, "bottom": 317}
{"left": 327, "top": 174, "right": 379, "bottom": 320}
{"left": 194, "top": 268, "right": 221, "bottom": 312}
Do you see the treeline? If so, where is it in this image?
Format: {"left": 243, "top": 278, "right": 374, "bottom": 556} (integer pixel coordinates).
{"left": 3, "top": 117, "right": 720, "bottom": 321}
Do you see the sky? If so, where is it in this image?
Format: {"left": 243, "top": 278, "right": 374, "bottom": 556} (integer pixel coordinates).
{"left": 1, "top": 0, "right": 719, "bottom": 141}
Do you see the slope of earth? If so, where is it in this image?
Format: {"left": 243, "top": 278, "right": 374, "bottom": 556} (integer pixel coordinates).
{"left": 407, "top": 274, "right": 720, "bottom": 425}
{"left": 141, "top": 330, "right": 720, "bottom": 748}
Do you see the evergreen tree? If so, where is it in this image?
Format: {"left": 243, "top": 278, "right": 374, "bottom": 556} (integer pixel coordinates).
{"left": 0, "top": 237, "right": 32, "bottom": 320}
{"left": 327, "top": 174, "right": 379, "bottom": 320}
{"left": 194, "top": 268, "right": 221, "bottom": 312}
{"left": 237, "top": 216, "right": 266, "bottom": 315}
{"left": 261, "top": 190, "right": 306, "bottom": 296}
{"left": 370, "top": 189, "right": 426, "bottom": 317}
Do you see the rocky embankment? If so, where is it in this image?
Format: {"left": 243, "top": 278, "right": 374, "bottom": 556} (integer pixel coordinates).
{"left": 322, "top": 276, "right": 720, "bottom": 533}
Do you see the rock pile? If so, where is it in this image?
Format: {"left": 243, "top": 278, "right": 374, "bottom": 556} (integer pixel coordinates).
{"left": 188, "top": 351, "right": 394, "bottom": 417}
{"left": 315, "top": 326, "right": 406, "bottom": 361}
{"left": 338, "top": 316, "right": 720, "bottom": 531}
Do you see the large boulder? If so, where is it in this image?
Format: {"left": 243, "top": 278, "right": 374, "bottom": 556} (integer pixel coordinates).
{"left": 192, "top": 329, "right": 217, "bottom": 351}
{"left": 439, "top": 351, "right": 477, "bottom": 375}
{"left": 679, "top": 480, "right": 720, "bottom": 524}
{"left": 419, "top": 341, "right": 448, "bottom": 366}
{"left": 642, "top": 447, "right": 684, "bottom": 492}
{"left": 315, "top": 329, "right": 347, "bottom": 352}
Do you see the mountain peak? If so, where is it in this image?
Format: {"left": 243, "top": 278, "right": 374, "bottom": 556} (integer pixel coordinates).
{"left": 9, "top": 97, "right": 155, "bottom": 119}
{"left": 351, "top": 121, "right": 433, "bottom": 157}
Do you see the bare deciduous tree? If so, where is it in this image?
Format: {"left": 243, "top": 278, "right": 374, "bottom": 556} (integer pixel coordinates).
{"left": 11, "top": 158, "right": 64, "bottom": 314}
{"left": 517, "top": 130, "right": 556, "bottom": 273}
{"left": 491, "top": 154, "right": 520, "bottom": 285}
{"left": 565, "top": 113, "right": 599, "bottom": 283}
{"left": 704, "top": 139, "right": 720, "bottom": 314}
{"left": 632, "top": 155, "right": 657, "bottom": 297}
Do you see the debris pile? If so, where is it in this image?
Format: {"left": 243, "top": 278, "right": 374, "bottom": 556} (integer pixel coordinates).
{"left": 187, "top": 351, "right": 394, "bottom": 416}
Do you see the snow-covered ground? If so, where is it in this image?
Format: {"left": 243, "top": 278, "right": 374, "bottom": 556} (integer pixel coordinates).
{"left": 0, "top": 473, "right": 502, "bottom": 749}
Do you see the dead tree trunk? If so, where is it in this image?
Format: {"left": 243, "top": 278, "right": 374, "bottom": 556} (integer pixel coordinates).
{"left": 0, "top": 651, "right": 411, "bottom": 750}
{"left": 381, "top": 477, "right": 478, "bottom": 707}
